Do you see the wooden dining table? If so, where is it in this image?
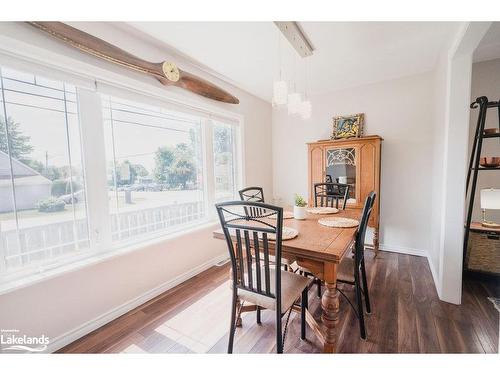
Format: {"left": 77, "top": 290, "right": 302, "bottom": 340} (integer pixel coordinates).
{"left": 212, "top": 206, "right": 363, "bottom": 353}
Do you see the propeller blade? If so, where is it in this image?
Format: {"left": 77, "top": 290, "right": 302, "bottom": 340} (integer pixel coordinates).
{"left": 28, "top": 22, "right": 164, "bottom": 78}
{"left": 27, "top": 22, "right": 239, "bottom": 104}
{"left": 175, "top": 70, "right": 239, "bottom": 104}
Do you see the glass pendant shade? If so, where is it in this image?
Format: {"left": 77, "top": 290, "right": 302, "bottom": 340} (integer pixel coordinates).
{"left": 287, "top": 92, "right": 302, "bottom": 114}
{"left": 300, "top": 100, "right": 312, "bottom": 119}
{"left": 273, "top": 80, "right": 288, "bottom": 105}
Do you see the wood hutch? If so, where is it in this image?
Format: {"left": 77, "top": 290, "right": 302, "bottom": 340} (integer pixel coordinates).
{"left": 307, "top": 135, "right": 382, "bottom": 251}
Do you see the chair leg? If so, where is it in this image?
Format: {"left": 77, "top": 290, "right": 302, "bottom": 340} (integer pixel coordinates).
{"left": 360, "top": 259, "right": 371, "bottom": 314}
{"left": 256, "top": 306, "right": 261, "bottom": 324}
{"left": 316, "top": 278, "right": 322, "bottom": 298}
{"left": 354, "top": 273, "right": 367, "bottom": 340}
{"left": 228, "top": 289, "right": 238, "bottom": 353}
{"left": 276, "top": 309, "right": 283, "bottom": 353}
{"left": 301, "top": 288, "right": 308, "bottom": 340}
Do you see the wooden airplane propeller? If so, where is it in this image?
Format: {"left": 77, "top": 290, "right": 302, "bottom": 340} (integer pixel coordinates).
{"left": 28, "top": 22, "right": 239, "bottom": 104}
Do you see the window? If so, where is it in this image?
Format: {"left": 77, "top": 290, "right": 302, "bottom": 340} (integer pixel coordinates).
{"left": 213, "top": 121, "right": 237, "bottom": 202}
{"left": 0, "top": 60, "right": 242, "bottom": 282}
{"left": 0, "top": 66, "right": 89, "bottom": 271}
{"left": 102, "top": 95, "right": 206, "bottom": 243}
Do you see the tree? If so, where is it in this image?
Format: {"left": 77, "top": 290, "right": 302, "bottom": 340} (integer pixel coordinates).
{"left": 111, "top": 160, "right": 149, "bottom": 185}
{"left": 213, "top": 126, "right": 231, "bottom": 153}
{"left": 153, "top": 146, "right": 175, "bottom": 184}
{"left": 169, "top": 143, "right": 197, "bottom": 189}
{"left": 21, "top": 158, "right": 70, "bottom": 181}
{"left": 21, "top": 158, "right": 44, "bottom": 174}
{"left": 131, "top": 163, "right": 149, "bottom": 178}
{"left": 0, "top": 116, "right": 33, "bottom": 159}
{"left": 153, "top": 143, "right": 197, "bottom": 189}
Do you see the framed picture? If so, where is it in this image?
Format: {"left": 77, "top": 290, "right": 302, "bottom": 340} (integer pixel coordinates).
{"left": 331, "top": 113, "right": 364, "bottom": 139}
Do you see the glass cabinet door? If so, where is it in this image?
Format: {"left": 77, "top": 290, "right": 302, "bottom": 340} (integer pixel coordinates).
{"left": 325, "top": 147, "right": 357, "bottom": 203}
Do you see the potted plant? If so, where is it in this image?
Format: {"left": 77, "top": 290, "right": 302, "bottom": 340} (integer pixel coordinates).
{"left": 294, "top": 194, "right": 307, "bottom": 220}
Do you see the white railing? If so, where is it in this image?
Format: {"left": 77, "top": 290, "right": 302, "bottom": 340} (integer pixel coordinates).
{"left": 110, "top": 201, "right": 205, "bottom": 241}
{"left": 0, "top": 201, "right": 205, "bottom": 270}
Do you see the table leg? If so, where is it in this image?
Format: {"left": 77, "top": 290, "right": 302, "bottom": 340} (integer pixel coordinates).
{"left": 321, "top": 263, "right": 339, "bottom": 353}
{"left": 373, "top": 226, "right": 380, "bottom": 257}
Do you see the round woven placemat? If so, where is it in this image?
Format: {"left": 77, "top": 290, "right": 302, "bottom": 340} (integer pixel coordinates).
{"left": 318, "top": 217, "right": 359, "bottom": 228}
{"left": 267, "top": 226, "right": 298, "bottom": 241}
{"left": 306, "top": 207, "right": 339, "bottom": 215}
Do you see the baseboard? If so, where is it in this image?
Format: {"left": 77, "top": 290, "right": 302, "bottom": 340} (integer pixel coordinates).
{"left": 378, "top": 243, "right": 427, "bottom": 257}
{"left": 46, "top": 252, "right": 229, "bottom": 353}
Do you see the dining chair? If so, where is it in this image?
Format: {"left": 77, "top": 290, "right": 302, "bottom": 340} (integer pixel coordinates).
{"left": 336, "top": 191, "right": 376, "bottom": 340}
{"left": 239, "top": 186, "right": 293, "bottom": 272}
{"left": 307, "top": 182, "right": 350, "bottom": 297}
{"left": 239, "top": 186, "right": 264, "bottom": 203}
{"left": 314, "top": 182, "right": 350, "bottom": 210}
{"left": 216, "top": 201, "right": 311, "bottom": 353}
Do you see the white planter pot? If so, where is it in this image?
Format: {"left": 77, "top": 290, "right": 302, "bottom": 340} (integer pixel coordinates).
{"left": 294, "top": 205, "right": 307, "bottom": 220}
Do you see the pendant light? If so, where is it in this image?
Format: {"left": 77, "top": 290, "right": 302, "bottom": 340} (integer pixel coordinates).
{"left": 273, "top": 22, "right": 313, "bottom": 119}
{"left": 288, "top": 91, "right": 302, "bottom": 114}
{"left": 273, "top": 80, "right": 288, "bottom": 106}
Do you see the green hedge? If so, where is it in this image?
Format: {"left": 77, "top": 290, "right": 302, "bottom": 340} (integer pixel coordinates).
{"left": 38, "top": 197, "right": 66, "bottom": 213}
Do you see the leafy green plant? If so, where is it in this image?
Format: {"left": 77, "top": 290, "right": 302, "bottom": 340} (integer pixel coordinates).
{"left": 294, "top": 194, "right": 307, "bottom": 207}
{"left": 37, "top": 197, "right": 66, "bottom": 213}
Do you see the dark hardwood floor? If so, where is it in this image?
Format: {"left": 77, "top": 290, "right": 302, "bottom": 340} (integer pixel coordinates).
{"left": 58, "top": 251, "right": 499, "bottom": 353}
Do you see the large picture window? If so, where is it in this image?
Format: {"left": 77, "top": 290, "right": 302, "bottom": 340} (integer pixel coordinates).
{"left": 102, "top": 96, "right": 206, "bottom": 242}
{"left": 0, "top": 60, "right": 242, "bottom": 282}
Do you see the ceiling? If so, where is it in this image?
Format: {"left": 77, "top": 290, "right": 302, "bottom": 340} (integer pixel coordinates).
{"left": 127, "top": 22, "right": 459, "bottom": 102}
{"left": 474, "top": 22, "right": 500, "bottom": 62}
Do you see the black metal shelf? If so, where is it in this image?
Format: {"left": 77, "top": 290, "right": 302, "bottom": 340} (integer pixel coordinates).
{"left": 463, "top": 97, "right": 500, "bottom": 271}
{"left": 482, "top": 133, "right": 500, "bottom": 138}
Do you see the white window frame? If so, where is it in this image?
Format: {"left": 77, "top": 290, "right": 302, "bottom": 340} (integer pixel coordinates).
{"left": 0, "top": 50, "right": 245, "bottom": 287}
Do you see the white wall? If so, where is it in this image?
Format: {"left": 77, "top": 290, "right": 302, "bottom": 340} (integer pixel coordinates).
{"left": 433, "top": 22, "right": 491, "bottom": 304}
{"left": 428, "top": 43, "right": 453, "bottom": 297}
{"left": 272, "top": 72, "right": 436, "bottom": 255}
{"left": 468, "top": 58, "right": 500, "bottom": 224}
{"left": 0, "top": 22, "right": 272, "bottom": 351}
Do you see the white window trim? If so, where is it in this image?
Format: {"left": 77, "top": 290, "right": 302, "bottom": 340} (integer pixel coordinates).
{"left": 0, "top": 42, "right": 246, "bottom": 288}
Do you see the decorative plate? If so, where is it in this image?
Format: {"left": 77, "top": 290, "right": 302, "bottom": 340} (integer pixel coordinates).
{"left": 306, "top": 207, "right": 339, "bottom": 215}
{"left": 267, "top": 227, "right": 299, "bottom": 241}
{"left": 318, "top": 217, "right": 359, "bottom": 228}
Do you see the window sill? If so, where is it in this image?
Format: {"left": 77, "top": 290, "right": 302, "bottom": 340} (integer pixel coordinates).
{"left": 0, "top": 220, "right": 220, "bottom": 296}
